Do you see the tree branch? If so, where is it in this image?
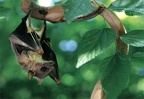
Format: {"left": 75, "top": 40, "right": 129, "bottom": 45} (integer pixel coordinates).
{"left": 21, "top": 0, "right": 104, "bottom": 23}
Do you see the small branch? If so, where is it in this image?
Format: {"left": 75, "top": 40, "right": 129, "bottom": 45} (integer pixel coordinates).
{"left": 21, "top": 0, "right": 105, "bottom": 23}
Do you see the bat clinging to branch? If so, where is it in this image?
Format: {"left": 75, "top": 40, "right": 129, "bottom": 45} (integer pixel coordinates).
{"left": 9, "top": 13, "right": 60, "bottom": 86}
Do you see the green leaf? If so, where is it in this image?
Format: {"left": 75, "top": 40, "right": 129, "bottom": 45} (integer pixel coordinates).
{"left": 120, "top": 30, "right": 144, "bottom": 47}
{"left": 132, "top": 52, "right": 144, "bottom": 60}
{"left": 0, "top": 6, "right": 11, "bottom": 17}
{"left": 131, "top": 52, "right": 144, "bottom": 67}
{"left": 76, "top": 28, "right": 116, "bottom": 68}
{"left": 62, "top": 0, "right": 95, "bottom": 23}
{"left": 99, "top": 53, "right": 130, "bottom": 99}
{"left": 109, "top": 0, "right": 144, "bottom": 16}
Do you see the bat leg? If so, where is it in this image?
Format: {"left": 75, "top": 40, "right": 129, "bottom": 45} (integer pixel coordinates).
{"left": 35, "top": 21, "right": 46, "bottom": 39}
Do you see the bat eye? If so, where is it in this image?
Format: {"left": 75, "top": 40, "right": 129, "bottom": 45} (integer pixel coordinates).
{"left": 40, "top": 67, "right": 48, "bottom": 72}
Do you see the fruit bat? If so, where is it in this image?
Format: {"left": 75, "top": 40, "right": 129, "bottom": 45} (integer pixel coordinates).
{"left": 9, "top": 14, "right": 60, "bottom": 86}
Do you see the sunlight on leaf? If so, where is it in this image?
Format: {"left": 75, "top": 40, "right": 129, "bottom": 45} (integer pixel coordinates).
{"left": 76, "top": 28, "right": 116, "bottom": 68}
{"left": 109, "top": 0, "right": 144, "bottom": 16}
{"left": 76, "top": 50, "right": 100, "bottom": 68}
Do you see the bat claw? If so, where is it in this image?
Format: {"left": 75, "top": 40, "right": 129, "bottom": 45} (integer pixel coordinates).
{"left": 37, "top": 49, "right": 44, "bottom": 55}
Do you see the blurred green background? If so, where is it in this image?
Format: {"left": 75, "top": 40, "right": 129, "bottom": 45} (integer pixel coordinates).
{"left": 0, "top": 0, "right": 144, "bottom": 99}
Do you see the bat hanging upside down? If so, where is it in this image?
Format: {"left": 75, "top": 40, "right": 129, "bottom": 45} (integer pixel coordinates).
{"left": 9, "top": 14, "right": 60, "bottom": 86}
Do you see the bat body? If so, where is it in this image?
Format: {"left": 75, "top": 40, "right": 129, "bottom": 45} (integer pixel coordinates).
{"left": 9, "top": 14, "right": 60, "bottom": 85}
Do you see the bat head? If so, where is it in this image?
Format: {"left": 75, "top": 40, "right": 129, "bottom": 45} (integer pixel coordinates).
{"left": 9, "top": 14, "right": 60, "bottom": 86}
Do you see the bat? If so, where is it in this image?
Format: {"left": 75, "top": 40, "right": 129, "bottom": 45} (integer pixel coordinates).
{"left": 9, "top": 13, "right": 60, "bottom": 86}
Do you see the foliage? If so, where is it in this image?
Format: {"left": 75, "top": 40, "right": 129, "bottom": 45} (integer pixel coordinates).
{"left": 120, "top": 30, "right": 144, "bottom": 47}
{"left": 109, "top": 0, "right": 144, "bottom": 16}
{"left": 76, "top": 28, "right": 116, "bottom": 68}
{"left": 63, "top": 0, "right": 95, "bottom": 23}
{"left": 0, "top": 0, "right": 144, "bottom": 99}
{"left": 99, "top": 53, "right": 131, "bottom": 99}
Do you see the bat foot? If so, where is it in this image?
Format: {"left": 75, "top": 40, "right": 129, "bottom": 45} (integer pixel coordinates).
{"left": 37, "top": 49, "right": 44, "bottom": 55}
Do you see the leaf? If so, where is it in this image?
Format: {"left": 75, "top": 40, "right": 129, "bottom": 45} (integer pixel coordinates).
{"left": 76, "top": 28, "right": 116, "bottom": 68}
{"left": 131, "top": 52, "right": 144, "bottom": 67}
{"left": 0, "top": 6, "right": 11, "bottom": 17}
{"left": 132, "top": 52, "right": 144, "bottom": 60}
{"left": 109, "top": 0, "right": 144, "bottom": 16}
{"left": 63, "top": 0, "right": 95, "bottom": 23}
{"left": 120, "top": 30, "right": 144, "bottom": 47}
{"left": 99, "top": 53, "right": 130, "bottom": 99}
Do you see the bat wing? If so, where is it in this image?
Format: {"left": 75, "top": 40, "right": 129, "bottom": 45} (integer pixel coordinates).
{"left": 41, "top": 38, "right": 60, "bottom": 84}
{"left": 9, "top": 14, "right": 44, "bottom": 57}
{"left": 9, "top": 14, "right": 60, "bottom": 85}
{"left": 40, "top": 21, "right": 60, "bottom": 84}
